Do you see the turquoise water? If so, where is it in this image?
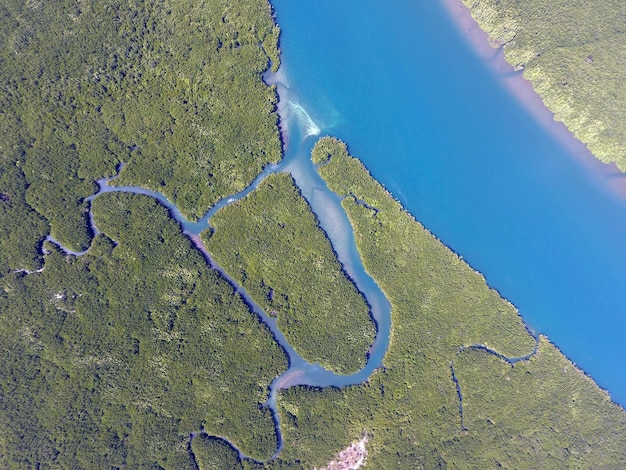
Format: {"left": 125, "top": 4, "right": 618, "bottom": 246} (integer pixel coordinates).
{"left": 272, "top": 0, "right": 626, "bottom": 405}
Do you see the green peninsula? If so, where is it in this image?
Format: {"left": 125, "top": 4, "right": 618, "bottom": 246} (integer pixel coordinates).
{"left": 460, "top": 0, "right": 626, "bottom": 168}
{"left": 268, "top": 137, "right": 626, "bottom": 468}
{"left": 204, "top": 172, "right": 375, "bottom": 374}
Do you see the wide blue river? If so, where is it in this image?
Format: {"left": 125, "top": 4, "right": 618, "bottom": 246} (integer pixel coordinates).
{"left": 272, "top": 0, "right": 626, "bottom": 405}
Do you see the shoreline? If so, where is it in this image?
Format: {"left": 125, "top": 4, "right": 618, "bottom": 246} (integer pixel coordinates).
{"left": 439, "top": 0, "right": 626, "bottom": 408}
{"left": 440, "top": 0, "right": 626, "bottom": 200}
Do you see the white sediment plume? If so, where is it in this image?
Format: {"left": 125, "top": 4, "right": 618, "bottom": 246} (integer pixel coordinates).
{"left": 289, "top": 101, "right": 321, "bottom": 137}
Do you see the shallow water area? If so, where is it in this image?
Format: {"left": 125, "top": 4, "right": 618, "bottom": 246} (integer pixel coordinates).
{"left": 268, "top": 74, "right": 392, "bottom": 385}
{"left": 272, "top": 0, "right": 626, "bottom": 404}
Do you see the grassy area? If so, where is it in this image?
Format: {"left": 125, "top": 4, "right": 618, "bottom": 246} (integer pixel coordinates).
{"left": 0, "top": 0, "right": 281, "bottom": 255}
{"left": 204, "top": 172, "right": 376, "bottom": 374}
{"left": 460, "top": 0, "right": 626, "bottom": 168}
{"left": 0, "top": 192, "right": 288, "bottom": 467}
{"left": 268, "top": 137, "right": 626, "bottom": 468}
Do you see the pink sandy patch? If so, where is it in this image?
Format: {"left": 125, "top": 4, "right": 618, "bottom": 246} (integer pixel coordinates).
{"left": 441, "top": 0, "right": 626, "bottom": 199}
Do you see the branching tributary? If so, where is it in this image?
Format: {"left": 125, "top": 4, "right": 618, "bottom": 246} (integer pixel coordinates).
{"left": 25, "top": 66, "right": 545, "bottom": 461}
{"left": 450, "top": 335, "right": 540, "bottom": 431}
{"left": 41, "top": 72, "right": 392, "bottom": 461}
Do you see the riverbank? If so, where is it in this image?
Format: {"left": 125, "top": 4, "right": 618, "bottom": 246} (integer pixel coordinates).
{"left": 204, "top": 172, "right": 376, "bottom": 374}
{"left": 442, "top": 0, "right": 626, "bottom": 198}
{"left": 272, "top": 137, "right": 626, "bottom": 468}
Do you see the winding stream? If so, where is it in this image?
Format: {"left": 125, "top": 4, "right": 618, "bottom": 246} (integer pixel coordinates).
{"left": 450, "top": 337, "right": 540, "bottom": 431}
{"left": 45, "top": 67, "right": 392, "bottom": 460}
{"left": 30, "top": 0, "right": 626, "bottom": 462}
{"left": 271, "top": 0, "right": 626, "bottom": 406}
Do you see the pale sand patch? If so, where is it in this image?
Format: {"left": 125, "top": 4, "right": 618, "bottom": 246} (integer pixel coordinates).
{"left": 273, "top": 368, "right": 306, "bottom": 390}
{"left": 187, "top": 233, "right": 211, "bottom": 258}
{"left": 316, "top": 435, "right": 369, "bottom": 470}
{"left": 440, "top": 0, "right": 626, "bottom": 198}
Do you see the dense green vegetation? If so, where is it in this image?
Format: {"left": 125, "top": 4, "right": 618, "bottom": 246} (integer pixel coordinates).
{"left": 0, "top": 192, "right": 288, "bottom": 467}
{"left": 0, "top": 158, "right": 49, "bottom": 275}
{"left": 0, "top": 0, "right": 289, "bottom": 466}
{"left": 204, "top": 172, "right": 375, "bottom": 374}
{"left": 460, "top": 0, "right": 626, "bottom": 168}
{"left": 449, "top": 337, "right": 626, "bottom": 467}
{"left": 3, "top": 0, "right": 626, "bottom": 466}
{"left": 269, "top": 137, "right": 626, "bottom": 468}
{"left": 0, "top": 0, "right": 281, "bottom": 254}
{"left": 191, "top": 434, "right": 244, "bottom": 470}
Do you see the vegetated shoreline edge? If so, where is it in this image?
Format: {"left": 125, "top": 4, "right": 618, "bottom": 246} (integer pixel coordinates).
{"left": 437, "top": 0, "right": 626, "bottom": 407}
{"left": 313, "top": 135, "right": 625, "bottom": 413}
{"left": 440, "top": 0, "right": 626, "bottom": 200}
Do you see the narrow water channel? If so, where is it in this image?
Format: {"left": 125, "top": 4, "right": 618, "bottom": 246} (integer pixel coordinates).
{"left": 46, "top": 67, "right": 392, "bottom": 459}
{"left": 271, "top": 0, "right": 626, "bottom": 405}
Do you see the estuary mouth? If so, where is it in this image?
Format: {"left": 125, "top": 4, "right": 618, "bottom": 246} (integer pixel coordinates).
{"left": 287, "top": 100, "right": 322, "bottom": 137}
